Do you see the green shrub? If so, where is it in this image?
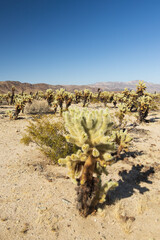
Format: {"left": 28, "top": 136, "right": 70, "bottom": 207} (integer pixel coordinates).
{"left": 21, "top": 116, "right": 78, "bottom": 164}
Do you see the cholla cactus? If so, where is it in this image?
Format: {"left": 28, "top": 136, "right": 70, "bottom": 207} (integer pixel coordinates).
{"left": 99, "top": 91, "right": 111, "bottom": 107}
{"left": 34, "top": 90, "right": 45, "bottom": 100}
{"left": 45, "top": 89, "right": 54, "bottom": 106}
{"left": 55, "top": 88, "right": 65, "bottom": 116}
{"left": 137, "top": 95, "right": 152, "bottom": 122}
{"left": 0, "top": 94, "right": 3, "bottom": 104}
{"left": 113, "top": 94, "right": 118, "bottom": 108}
{"left": 4, "top": 92, "right": 11, "bottom": 104}
{"left": 122, "top": 88, "right": 130, "bottom": 98}
{"left": 113, "top": 130, "right": 132, "bottom": 158}
{"left": 115, "top": 103, "right": 129, "bottom": 126}
{"left": 25, "top": 95, "right": 33, "bottom": 104}
{"left": 116, "top": 93, "right": 124, "bottom": 103}
{"left": 136, "top": 80, "right": 146, "bottom": 97}
{"left": 58, "top": 107, "right": 131, "bottom": 217}
{"left": 97, "top": 88, "right": 101, "bottom": 101}
{"left": 52, "top": 101, "right": 58, "bottom": 114}
{"left": 74, "top": 90, "right": 82, "bottom": 104}
{"left": 14, "top": 98, "right": 25, "bottom": 119}
{"left": 64, "top": 91, "right": 74, "bottom": 110}
{"left": 82, "top": 89, "right": 92, "bottom": 107}
{"left": 10, "top": 86, "right": 15, "bottom": 105}
{"left": 7, "top": 98, "right": 25, "bottom": 120}
{"left": 127, "top": 90, "right": 138, "bottom": 112}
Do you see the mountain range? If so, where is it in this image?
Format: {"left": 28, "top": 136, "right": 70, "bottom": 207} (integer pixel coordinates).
{"left": 0, "top": 80, "right": 160, "bottom": 94}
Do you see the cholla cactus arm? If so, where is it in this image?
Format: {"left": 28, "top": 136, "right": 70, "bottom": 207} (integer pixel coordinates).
{"left": 64, "top": 111, "right": 88, "bottom": 146}
{"left": 99, "top": 181, "right": 118, "bottom": 203}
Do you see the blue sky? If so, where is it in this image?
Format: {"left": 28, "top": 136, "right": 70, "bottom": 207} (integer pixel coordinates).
{"left": 0, "top": 0, "right": 160, "bottom": 85}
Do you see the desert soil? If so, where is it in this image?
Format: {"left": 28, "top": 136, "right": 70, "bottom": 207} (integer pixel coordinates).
{"left": 0, "top": 105, "right": 160, "bottom": 240}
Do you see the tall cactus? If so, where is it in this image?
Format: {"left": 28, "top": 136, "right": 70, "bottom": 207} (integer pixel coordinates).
{"left": 58, "top": 107, "right": 131, "bottom": 216}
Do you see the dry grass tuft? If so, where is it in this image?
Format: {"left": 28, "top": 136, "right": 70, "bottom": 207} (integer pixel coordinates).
{"left": 136, "top": 196, "right": 148, "bottom": 215}
{"left": 24, "top": 100, "right": 51, "bottom": 114}
{"left": 114, "top": 201, "right": 135, "bottom": 234}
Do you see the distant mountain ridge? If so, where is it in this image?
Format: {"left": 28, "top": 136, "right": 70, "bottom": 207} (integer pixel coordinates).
{"left": 89, "top": 80, "right": 160, "bottom": 92}
{"left": 0, "top": 80, "right": 160, "bottom": 94}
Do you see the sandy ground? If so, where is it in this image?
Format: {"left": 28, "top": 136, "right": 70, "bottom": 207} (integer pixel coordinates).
{"left": 0, "top": 104, "right": 160, "bottom": 240}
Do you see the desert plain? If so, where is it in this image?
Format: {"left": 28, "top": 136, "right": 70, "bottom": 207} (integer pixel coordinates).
{"left": 0, "top": 103, "right": 160, "bottom": 240}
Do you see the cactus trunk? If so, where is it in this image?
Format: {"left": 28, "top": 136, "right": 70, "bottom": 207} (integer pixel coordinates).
{"left": 76, "top": 154, "right": 99, "bottom": 217}
{"left": 76, "top": 177, "right": 99, "bottom": 217}
{"left": 80, "top": 154, "right": 96, "bottom": 185}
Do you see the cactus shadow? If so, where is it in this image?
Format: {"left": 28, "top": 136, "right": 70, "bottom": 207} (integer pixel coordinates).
{"left": 119, "top": 150, "right": 144, "bottom": 160}
{"left": 0, "top": 110, "right": 6, "bottom": 114}
{"left": 104, "top": 164, "right": 155, "bottom": 206}
{"left": 146, "top": 117, "right": 160, "bottom": 123}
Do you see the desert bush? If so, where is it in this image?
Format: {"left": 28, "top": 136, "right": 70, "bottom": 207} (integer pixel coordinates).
{"left": 58, "top": 107, "right": 132, "bottom": 217}
{"left": 21, "top": 116, "right": 78, "bottom": 164}
{"left": 24, "top": 100, "right": 51, "bottom": 114}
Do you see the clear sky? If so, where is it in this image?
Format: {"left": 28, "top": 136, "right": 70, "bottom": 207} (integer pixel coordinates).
{"left": 0, "top": 0, "right": 160, "bottom": 85}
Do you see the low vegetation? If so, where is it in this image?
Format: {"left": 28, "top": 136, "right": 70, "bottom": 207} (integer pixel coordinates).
{"left": 21, "top": 116, "right": 78, "bottom": 164}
